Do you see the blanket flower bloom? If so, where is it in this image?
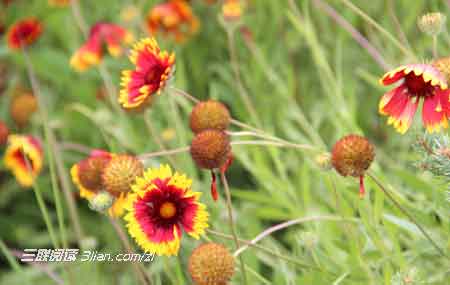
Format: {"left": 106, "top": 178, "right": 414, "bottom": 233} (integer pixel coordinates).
{"left": 119, "top": 37, "right": 175, "bottom": 109}
{"left": 379, "top": 64, "right": 450, "bottom": 134}
{"left": 4, "top": 135, "right": 43, "bottom": 187}
{"left": 124, "top": 165, "right": 208, "bottom": 256}
{"left": 7, "top": 18, "right": 43, "bottom": 50}
{"left": 70, "top": 22, "right": 133, "bottom": 71}
{"left": 147, "top": 0, "right": 199, "bottom": 42}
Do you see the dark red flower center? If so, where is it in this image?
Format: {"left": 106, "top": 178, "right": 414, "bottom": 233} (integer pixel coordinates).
{"left": 145, "top": 64, "right": 165, "bottom": 85}
{"left": 13, "top": 149, "right": 33, "bottom": 170}
{"left": 404, "top": 73, "right": 434, "bottom": 97}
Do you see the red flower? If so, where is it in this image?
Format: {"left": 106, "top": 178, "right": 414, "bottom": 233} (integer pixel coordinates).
{"left": 379, "top": 64, "right": 450, "bottom": 134}
{"left": 7, "top": 18, "right": 43, "bottom": 50}
{"left": 147, "top": 0, "right": 199, "bottom": 42}
{"left": 70, "top": 22, "right": 133, "bottom": 71}
{"left": 119, "top": 37, "right": 175, "bottom": 109}
{"left": 124, "top": 165, "right": 208, "bottom": 256}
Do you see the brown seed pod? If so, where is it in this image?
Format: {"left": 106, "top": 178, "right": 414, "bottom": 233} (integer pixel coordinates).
{"left": 102, "top": 155, "right": 144, "bottom": 194}
{"left": 190, "top": 100, "right": 231, "bottom": 134}
{"left": 10, "top": 93, "right": 38, "bottom": 128}
{"left": 0, "top": 120, "right": 9, "bottom": 145}
{"left": 188, "top": 243, "right": 235, "bottom": 285}
{"left": 331, "top": 134, "right": 375, "bottom": 177}
{"left": 77, "top": 156, "right": 111, "bottom": 191}
{"left": 190, "top": 130, "right": 231, "bottom": 170}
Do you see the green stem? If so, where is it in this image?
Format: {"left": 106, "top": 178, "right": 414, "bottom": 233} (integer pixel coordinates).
{"left": 220, "top": 172, "right": 248, "bottom": 285}
{"left": 367, "top": 172, "right": 448, "bottom": 259}
{"left": 339, "top": 0, "right": 416, "bottom": 60}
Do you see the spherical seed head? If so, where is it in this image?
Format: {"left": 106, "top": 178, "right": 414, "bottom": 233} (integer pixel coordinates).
{"left": 102, "top": 155, "right": 144, "bottom": 194}
{"left": 188, "top": 243, "right": 235, "bottom": 285}
{"left": 10, "top": 93, "right": 38, "bottom": 128}
{"left": 418, "top": 12, "right": 446, "bottom": 36}
{"left": 432, "top": 57, "right": 450, "bottom": 83}
{"left": 331, "top": 134, "right": 375, "bottom": 177}
{"left": 78, "top": 156, "right": 110, "bottom": 191}
{"left": 0, "top": 120, "right": 9, "bottom": 146}
{"left": 190, "top": 130, "right": 231, "bottom": 170}
{"left": 89, "top": 191, "right": 115, "bottom": 212}
{"left": 190, "top": 100, "right": 231, "bottom": 134}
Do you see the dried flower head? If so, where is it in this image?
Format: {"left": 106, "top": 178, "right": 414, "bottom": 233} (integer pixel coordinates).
{"left": 10, "top": 92, "right": 38, "bottom": 128}
{"left": 0, "top": 120, "right": 9, "bottom": 145}
{"left": 147, "top": 0, "right": 199, "bottom": 42}
{"left": 331, "top": 134, "right": 375, "bottom": 197}
{"left": 379, "top": 64, "right": 450, "bottom": 133}
{"left": 7, "top": 18, "right": 43, "bottom": 50}
{"left": 188, "top": 243, "right": 235, "bottom": 285}
{"left": 418, "top": 12, "right": 446, "bottom": 36}
{"left": 119, "top": 37, "right": 175, "bottom": 110}
{"left": 4, "top": 135, "right": 43, "bottom": 187}
{"left": 71, "top": 150, "right": 113, "bottom": 198}
{"left": 124, "top": 165, "right": 209, "bottom": 256}
{"left": 102, "top": 155, "right": 144, "bottom": 195}
{"left": 190, "top": 100, "right": 231, "bottom": 134}
{"left": 190, "top": 130, "right": 231, "bottom": 170}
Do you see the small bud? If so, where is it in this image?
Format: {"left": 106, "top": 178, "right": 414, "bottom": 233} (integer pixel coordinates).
{"left": 89, "top": 191, "right": 115, "bottom": 212}
{"left": 391, "top": 267, "right": 421, "bottom": 285}
{"left": 102, "top": 155, "right": 144, "bottom": 194}
{"left": 190, "top": 130, "right": 231, "bottom": 170}
{"left": 80, "top": 236, "right": 98, "bottom": 250}
{"left": 190, "top": 100, "right": 231, "bottom": 134}
{"left": 188, "top": 243, "right": 235, "bottom": 285}
{"left": 10, "top": 92, "right": 38, "bottom": 128}
{"left": 222, "top": 0, "right": 242, "bottom": 22}
{"left": 418, "top": 12, "right": 446, "bottom": 36}
{"left": 315, "top": 152, "right": 332, "bottom": 170}
{"left": 299, "top": 231, "right": 319, "bottom": 249}
{"left": 0, "top": 120, "right": 9, "bottom": 146}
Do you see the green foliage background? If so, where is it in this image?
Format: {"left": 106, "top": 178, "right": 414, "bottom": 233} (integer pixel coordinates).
{"left": 0, "top": 0, "right": 449, "bottom": 284}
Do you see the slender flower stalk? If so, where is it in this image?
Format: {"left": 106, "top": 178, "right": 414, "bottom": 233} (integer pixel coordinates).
{"left": 367, "top": 172, "right": 448, "bottom": 259}
{"left": 22, "top": 48, "right": 84, "bottom": 245}
{"left": 207, "top": 229, "right": 322, "bottom": 271}
{"left": 220, "top": 172, "right": 248, "bottom": 285}
{"left": 234, "top": 215, "right": 351, "bottom": 257}
{"left": 0, "top": 239, "right": 32, "bottom": 285}
{"left": 109, "top": 217, "right": 151, "bottom": 285}
{"left": 339, "top": 0, "right": 416, "bottom": 60}
{"left": 313, "top": 0, "right": 390, "bottom": 71}
{"left": 138, "top": 146, "right": 191, "bottom": 160}
{"left": 225, "top": 27, "right": 261, "bottom": 127}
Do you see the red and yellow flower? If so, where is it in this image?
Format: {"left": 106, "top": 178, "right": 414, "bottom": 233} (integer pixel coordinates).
{"left": 147, "top": 0, "right": 199, "bottom": 42}
{"left": 379, "top": 64, "right": 450, "bottom": 134}
{"left": 124, "top": 165, "right": 209, "bottom": 256}
{"left": 4, "top": 135, "right": 43, "bottom": 187}
{"left": 7, "top": 18, "right": 43, "bottom": 50}
{"left": 70, "top": 22, "right": 133, "bottom": 71}
{"left": 119, "top": 37, "right": 175, "bottom": 109}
